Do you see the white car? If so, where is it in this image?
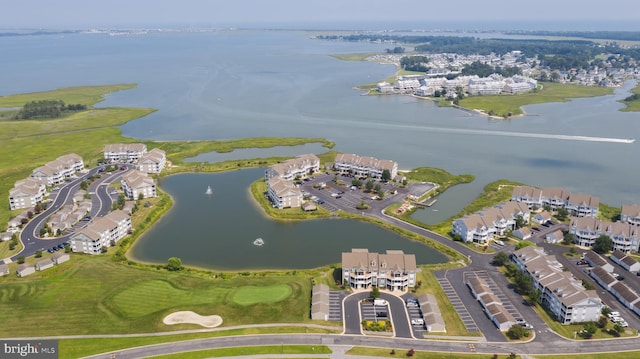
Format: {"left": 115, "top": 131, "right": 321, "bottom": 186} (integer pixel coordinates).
{"left": 411, "top": 318, "right": 424, "bottom": 326}
{"left": 7, "top": 227, "right": 19, "bottom": 234}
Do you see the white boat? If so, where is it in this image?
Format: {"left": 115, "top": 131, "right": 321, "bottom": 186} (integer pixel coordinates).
{"left": 253, "top": 238, "right": 264, "bottom": 246}
{"left": 205, "top": 186, "right": 213, "bottom": 195}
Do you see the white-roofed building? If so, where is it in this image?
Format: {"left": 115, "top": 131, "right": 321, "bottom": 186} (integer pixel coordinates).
{"left": 9, "top": 178, "right": 47, "bottom": 210}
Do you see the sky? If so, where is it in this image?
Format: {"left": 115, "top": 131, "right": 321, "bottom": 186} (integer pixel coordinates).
{"left": 2, "top": 0, "right": 640, "bottom": 30}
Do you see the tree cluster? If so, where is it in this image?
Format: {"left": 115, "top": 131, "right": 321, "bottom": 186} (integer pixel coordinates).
{"left": 385, "top": 46, "right": 405, "bottom": 54}
{"left": 400, "top": 56, "right": 430, "bottom": 72}
{"left": 15, "top": 100, "right": 87, "bottom": 119}
{"left": 459, "top": 61, "right": 523, "bottom": 78}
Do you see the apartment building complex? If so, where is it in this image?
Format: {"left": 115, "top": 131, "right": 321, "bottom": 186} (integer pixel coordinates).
{"left": 9, "top": 178, "right": 47, "bottom": 210}
{"left": 512, "top": 246, "right": 602, "bottom": 324}
{"left": 69, "top": 210, "right": 132, "bottom": 254}
{"left": 121, "top": 170, "right": 157, "bottom": 199}
{"left": 103, "top": 143, "right": 147, "bottom": 163}
{"left": 30, "top": 153, "right": 85, "bottom": 186}
{"left": 511, "top": 186, "right": 599, "bottom": 217}
{"left": 569, "top": 216, "right": 640, "bottom": 253}
{"left": 341, "top": 248, "right": 416, "bottom": 291}
{"left": 137, "top": 148, "right": 166, "bottom": 174}
{"left": 333, "top": 153, "right": 398, "bottom": 180}
{"left": 266, "top": 177, "right": 301, "bottom": 209}
{"left": 452, "top": 202, "right": 530, "bottom": 244}
{"left": 264, "top": 154, "right": 319, "bottom": 181}
{"left": 621, "top": 204, "right": 640, "bottom": 227}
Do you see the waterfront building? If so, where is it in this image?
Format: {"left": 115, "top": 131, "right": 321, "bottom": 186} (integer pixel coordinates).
{"left": 452, "top": 202, "right": 530, "bottom": 244}
{"left": 569, "top": 217, "right": 640, "bottom": 253}
{"left": 341, "top": 248, "right": 416, "bottom": 291}
{"left": 265, "top": 154, "right": 320, "bottom": 181}
{"left": 566, "top": 193, "right": 599, "bottom": 218}
{"left": 8, "top": 178, "right": 47, "bottom": 210}
{"left": 621, "top": 204, "right": 640, "bottom": 226}
{"left": 137, "top": 148, "right": 166, "bottom": 173}
{"left": 333, "top": 153, "right": 398, "bottom": 180}
{"left": 511, "top": 186, "right": 543, "bottom": 209}
{"left": 103, "top": 143, "right": 147, "bottom": 163}
{"left": 121, "top": 170, "right": 156, "bottom": 199}
{"left": 69, "top": 210, "right": 131, "bottom": 254}
{"left": 265, "top": 177, "right": 302, "bottom": 209}
{"left": 512, "top": 246, "right": 602, "bottom": 324}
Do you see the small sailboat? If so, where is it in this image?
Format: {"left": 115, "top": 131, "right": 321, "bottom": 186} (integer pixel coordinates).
{"left": 205, "top": 186, "right": 213, "bottom": 195}
{"left": 253, "top": 238, "right": 264, "bottom": 246}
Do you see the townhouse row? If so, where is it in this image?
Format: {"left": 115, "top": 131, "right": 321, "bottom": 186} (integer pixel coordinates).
{"left": 333, "top": 153, "right": 398, "bottom": 180}
{"left": 452, "top": 202, "right": 531, "bottom": 244}
{"left": 511, "top": 186, "right": 599, "bottom": 217}
{"left": 14, "top": 252, "right": 70, "bottom": 277}
{"left": 9, "top": 153, "right": 85, "bottom": 210}
{"left": 512, "top": 246, "right": 603, "bottom": 324}
{"left": 590, "top": 251, "right": 640, "bottom": 318}
{"left": 569, "top": 216, "right": 640, "bottom": 253}
{"left": 341, "top": 248, "right": 416, "bottom": 291}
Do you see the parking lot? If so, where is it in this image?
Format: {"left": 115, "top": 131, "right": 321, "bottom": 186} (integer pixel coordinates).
{"left": 328, "top": 291, "right": 347, "bottom": 321}
{"left": 436, "top": 274, "right": 479, "bottom": 332}
{"left": 360, "top": 300, "right": 390, "bottom": 322}
{"left": 402, "top": 294, "right": 427, "bottom": 337}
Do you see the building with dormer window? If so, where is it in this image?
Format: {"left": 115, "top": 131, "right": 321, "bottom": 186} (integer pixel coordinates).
{"left": 341, "top": 248, "right": 416, "bottom": 291}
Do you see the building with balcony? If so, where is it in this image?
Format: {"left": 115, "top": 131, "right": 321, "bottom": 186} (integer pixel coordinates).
{"left": 342, "top": 248, "right": 416, "bottom": 291}
{"left": 265, "top": 177, "right": 302, "bottom": 209}
{"left": 334, "top": 154, "right": 398, "bottom": 180}
{"left": 621, "top": 204, "right": 640, "bottom": 227}
{"left": 137, "top": 148, "right": 166, "bottom": 174}
{"left": 9, "top": 178, "right": 47, "bottom": 210}
{"left": 569, "top": 217, "right": 640, "bottom": 253}
{"left": 265, "top": 154, "right": 320, "bottom": 181}
{"left": 103, "top": 143, "right": 147, "bottom": 163}
{"left": 452, "top": 202, "right": 530, "bottom": 244}
{"left": 512, "top": 246, "right": 602, "bottom": 324}
{"left": 121, "top": 170, "right": 156, "bottom": 199}
{"left": 69, "top": 210, "right": 131, "bottom": 254}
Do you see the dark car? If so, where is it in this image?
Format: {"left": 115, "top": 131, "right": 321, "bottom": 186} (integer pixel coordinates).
{"left": 376, "top": 311, "right": 388, "bottom": 317}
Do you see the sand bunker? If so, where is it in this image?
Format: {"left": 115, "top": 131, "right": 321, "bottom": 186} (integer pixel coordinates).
{"left": 163, "top": 311, "right": 223, "bottom": 328}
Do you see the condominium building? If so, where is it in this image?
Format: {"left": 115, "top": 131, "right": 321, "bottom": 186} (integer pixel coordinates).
{"left": 9, "top": 178, "right": 47, "bottom": 210}
{"left": 342, "top": 248, "right": 416, "bottom": 291}
{"left": 265, "top": 154, "right": 320, "bottom": 181}
{"left": 103, "top": 143, "right": 147, "bottom": 163}
{"left": 511, "top": 186, "right": 599, "bottom": 217}
{"left": 621, "top": 204, "right": 640, "bottom": 226}
{"left": 334, "top": 153, "right": 398, "bottom": 180}
{"left": 121, "top": 170, "right": 156, "bottom": 199}
{"left": 568, "top": 216, "right": 640, "bottom": 253}
{"left": 452, "top": 202, "right": 530, "bottom": 244}
{"left": 137, "top": 148, "right": 166, "bottom": 174}
{"left": 266, "top": 177, "right": 302, "bottom": 209}
{"left": 30, "top": 153, "right": 85, "bottom": 186}
{"left": 512, "top": 246, "right": 602, "bottom": 324}
{"left": 69, "top": 210, "right": 131, "bottom": 254}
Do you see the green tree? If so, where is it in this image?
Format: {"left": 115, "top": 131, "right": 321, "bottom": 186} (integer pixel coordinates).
{"left": 365, "top": 180, "right": 374, "bottom": 192}
{"left": 351, "top": 179, "right": 362, "bottom": 188}
{"left": 506, "top": 324, "right": 529, "bottom": 339}
{"left": 529, "top": 289, "right": 542, "bottom": 305}
{"left": 582, "top": 321, "right": 597, "bottom": 339}
{"left": 563, "top": 232, "right": 575, "bottom": 245}
{"left": 492, "top": 252, "right": 509, "bottom": 266}
{"left": 370, "top": 286, "right": 380, "bottom": 299}
{"left": 513, "top": 269, "right": 533, "bottom": 295}
{"left": 515, "top": 215, "right": 525, "bottom": 229}
{"left": 138, "top": 192, "right": 144, "bottom": 201}
{"left": 381, "top": 169, "right": 391, "bottom": 182}
{"left": 34, "top": 250, "right": 43, "bottom": 258}
{"left": 166, "top": 257, "right": 184, "bottom": 271}
{"left": 593, "top": 235, "right": 613, "bottom": 254}
{"left": 17, "top": 256, "right": 25, "bottom": 264}
{"left": 556, "top": 207, "right": 569, "bottom": 221}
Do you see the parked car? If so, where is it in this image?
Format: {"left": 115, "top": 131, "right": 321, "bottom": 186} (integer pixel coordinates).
{"left": 411, "top": 318, "right": 424, "bottom": 325}
{"left": 376, "top": 311, "right": 388, "bottom": 318}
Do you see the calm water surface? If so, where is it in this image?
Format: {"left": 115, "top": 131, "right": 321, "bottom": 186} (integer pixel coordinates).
{"left": 2, "top": 30, "right": 640, "bottom": 263}
{"left": 129, "top": 168, "right": 447, "bottom": 270}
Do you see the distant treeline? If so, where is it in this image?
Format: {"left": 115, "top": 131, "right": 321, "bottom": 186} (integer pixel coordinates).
{"left": 317, "top": 34, "right": 640, "bottom": 71}
{"left": 15, "top": 100, "right": 87, "bottom": 119}
{"left": 505, "top": 31, "right": 640, "bottom": 42}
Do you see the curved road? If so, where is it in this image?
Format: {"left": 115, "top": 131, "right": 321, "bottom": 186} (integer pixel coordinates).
{"left": 11, "top": 164, "right": 133, "bottom": 261}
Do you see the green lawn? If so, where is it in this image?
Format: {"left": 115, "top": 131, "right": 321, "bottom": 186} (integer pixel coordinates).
{"left": 0, "top": 84, "right": 137, "bottom": 108}
{"left": 59, "top": 327, "right": 339, "bottom": 359}
{"left": 231, "top": 284, "right": 293, "bottom": 306}
{"left": 0, "top": 255, "right": 315, "bottom": 337}
{"left": 147, "top": 345, "right": 331, "bottom": 359}
{"left": 459, "top": 82, "right": 613, "bottom": 118}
